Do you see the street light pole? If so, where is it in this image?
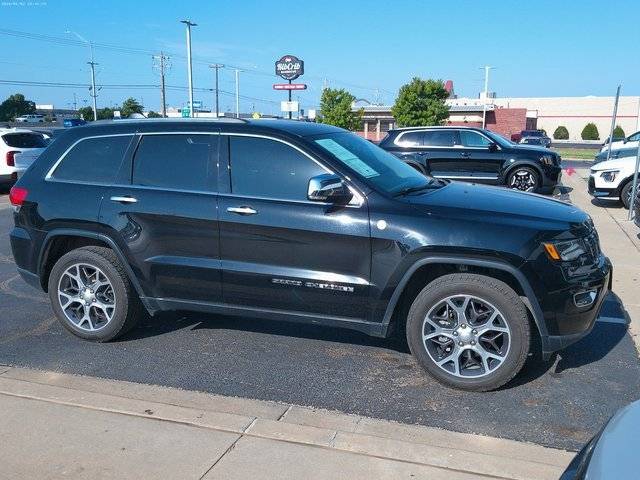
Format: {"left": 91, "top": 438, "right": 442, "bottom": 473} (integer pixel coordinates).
{"left": 66, "top": 30, "right": 98, "bottom": 121}
{"left": 209, "top": 64, "right": 224, "bottom": 117}
{"left": 180, "top": 20, "right": 197, "bottom": 118}
{"left": 606, "top": 85, "right": 621, "bottom": 163}
{"left": 235, "top": 69, "right": 241, "bottom": 118}
{"left": 481, "top": 66, "right": 492, "bottom": 129}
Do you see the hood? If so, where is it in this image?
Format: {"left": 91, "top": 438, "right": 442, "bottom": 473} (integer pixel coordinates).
{"left": 591, "top": 155, "right": 639, "bottom": 171}
{"left": 407, "top": 181, "right": 587, "bottom": 228}
{"left": 510, "top": 143, "right": 554, "bottom": 155}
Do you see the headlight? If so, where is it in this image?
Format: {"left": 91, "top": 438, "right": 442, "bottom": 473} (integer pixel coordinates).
{"left": 543, "top": 239, "right": 587, "bottom": 261}
{"left": 600, "top": 170, "right": 619, "bottom": 182}
{"left": 540, "top": 155, "right": 555, "bottom": 165}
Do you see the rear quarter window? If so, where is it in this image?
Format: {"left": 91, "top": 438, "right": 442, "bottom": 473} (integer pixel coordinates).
{"left": 50, "top": 135, "right": 132, "bottom": 183}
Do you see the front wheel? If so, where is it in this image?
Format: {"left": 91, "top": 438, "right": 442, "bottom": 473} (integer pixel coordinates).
{"left": 406, "top": 273, "right": 531, "bottom": 392}
{"left": 507, "top": 167, "right": 539, "bottom": 192}
{"left": 620, "top": 180, "right": 636, "bottom": 209}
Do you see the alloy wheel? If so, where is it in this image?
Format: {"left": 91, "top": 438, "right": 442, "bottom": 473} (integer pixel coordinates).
{"left": 57, "top": 263, "right": 116, "bottom": 332}
{"left": 422, "top": 295, "right": 511, "bottom": 378}
{"left": 509, "top": 169, "right": 537, "bottom": 191}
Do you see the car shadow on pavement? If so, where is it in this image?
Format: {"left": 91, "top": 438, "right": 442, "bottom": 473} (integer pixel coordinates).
{"left": 120, "top": 310, "right": 411, "bottom": 353}
{"left": 591, "top": 198, "right": 623, "bottom": 209}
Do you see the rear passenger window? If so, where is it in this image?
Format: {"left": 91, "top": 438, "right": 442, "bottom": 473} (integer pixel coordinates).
{"left": 133, "top": 134, "right": 218, "bottom": 192}
{"left": 229, "top": 136, "right": 326, "bottom": 201}
{"left": 52, "top": 135, "right": 131, "bottom": 183}
{"left": 423, "top": 130, "right": 457, "bottom": 147}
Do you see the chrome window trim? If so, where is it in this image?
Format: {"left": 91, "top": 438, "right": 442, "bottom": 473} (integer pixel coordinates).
{"left": 44, "top": 130, "right": 364, "bottom": 207}
{"left": 45, "top": 133, "right": 136, "bottom": 181}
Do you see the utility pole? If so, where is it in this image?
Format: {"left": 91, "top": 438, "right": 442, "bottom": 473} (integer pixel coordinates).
{"left": 180, "top": 20, "right": 197, "bottom": 118}
{"left": 209, "top": 64, "right": 224, "bottom": 117}
{"left": 235, "top": 69, "right": 241, "bottom": 118}
{"left": 72, "top": 92, "right": 77, "bottom": 111}
{"left": 153, "top": 52, "right": 170, "bottom": 117}
{"left": 481, "top": 66, "right": 492, "bottom": 129}
{"left": 606, "top": 85, "right": 622, "bottom": 163}
{"left": 66, "top": 30, "right": 98, "bottom": 121}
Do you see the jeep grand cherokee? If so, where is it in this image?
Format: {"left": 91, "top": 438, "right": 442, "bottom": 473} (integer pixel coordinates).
{"left": 9, "top": 119, "right": 611, "bottom": 391}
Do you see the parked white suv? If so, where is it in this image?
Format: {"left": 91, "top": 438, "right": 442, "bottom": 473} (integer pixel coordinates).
{"left": 599, "top": 130, "right": 640, "bottom": 153}
{"left": 0, "top": 128, "right": 48, "bottom": 185}
{"left": 589, "top": 153, "right": 640, "bottom": 209}
{"left": 14, "top": 114, "right": 45, "bottom": 124}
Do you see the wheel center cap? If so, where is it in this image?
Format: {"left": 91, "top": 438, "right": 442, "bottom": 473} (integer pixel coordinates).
{"left": 456, "top": 327, "right": 475, "bottom": 344}
{"left": 82, "top": 289, "right": 94, "bottom": 303}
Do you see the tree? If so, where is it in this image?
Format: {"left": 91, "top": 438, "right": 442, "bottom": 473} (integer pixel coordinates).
{"left": 391, "top": 78, "right": 450, "bottom": 127}
{"left": 553, "top": 126, "right": 569, "bottom": 140}
{"left": 96, "top": 107, "right": 114, "bottom": 120}
{"left": 581, "top": 123, "right": 600, "bottom": 140}
{"left": 146, "top": 110, "right": 162, "bottom": 118}
{"left": 319, "top": 88, "right": 362, "bottom": 131}
{"left": 613, "top": 125, "right": 625, "bottom": 139}
{"left": 0, "top": 93, "right": 36, "bottom": 121}
{"left": 120, "top": 97, "right": 143, "bottom": 117}
{"left": 78, "top": 106, "right": 93, "bottom": 121}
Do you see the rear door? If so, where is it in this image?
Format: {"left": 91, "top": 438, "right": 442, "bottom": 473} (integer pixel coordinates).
{"left": 218, "top": 133, "right": 371, "bottom": 320}
{"left": 419, "top": 129, "right": 462, "bottom": 177}
{"left": 457, "top": 129, "right": 504, "bottom": 184}
{"left": 99, "top": 132, "right": 222, "bottom": 304}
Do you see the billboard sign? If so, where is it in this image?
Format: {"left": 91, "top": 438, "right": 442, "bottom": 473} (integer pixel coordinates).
{"left": 275, "top": 55, "right": 304, "bottom": 81}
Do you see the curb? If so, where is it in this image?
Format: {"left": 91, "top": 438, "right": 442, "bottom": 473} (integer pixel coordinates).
{"left": 0, "top": 366, "right": 572, "bottom": 480}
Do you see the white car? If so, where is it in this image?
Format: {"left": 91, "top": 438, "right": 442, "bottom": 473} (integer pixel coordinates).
{"left": 599, "top": 130, "right": 640, "bottom": 153}
{"left": 14, "top": 114, "right": 45, "bottom": 124}
{"left": 589, "top": 153, "right": 640, "bottom": 209}
{"left": 0, "top": 128, "right": 48, "bottom": 185}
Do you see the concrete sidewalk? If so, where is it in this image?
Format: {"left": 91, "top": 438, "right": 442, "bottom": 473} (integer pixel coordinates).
{"left": 0, "top": 367, "right": 572, "bottom": 480}
{"left": 563, "top": 168, "right": 640, "bottom": 353}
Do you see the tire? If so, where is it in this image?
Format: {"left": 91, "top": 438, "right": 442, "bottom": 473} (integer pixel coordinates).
{"left": 507, "top": 166, "right": 540, "bottom": 192}
{"left": 48, "top": 246, "right": 143, "bottom": 341}
{"left": 406, "top": 273, "right": 530, "bottom": 392}
{"left": 620, "top": 180, "right": 635, "bottom": 209}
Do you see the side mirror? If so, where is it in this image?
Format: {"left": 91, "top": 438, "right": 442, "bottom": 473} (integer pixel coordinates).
{"left": 488, "top": 142, "right": 499, "bottom": 152}
{"left": 623, "top": 138, "right": 628, "bottom": 144}
{"left": 308, "top": 173, "right": 353, "bottom": 203}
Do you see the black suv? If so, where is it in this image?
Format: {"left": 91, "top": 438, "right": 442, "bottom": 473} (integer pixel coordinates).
{"left": 379, "top": 126, "right": 561, "bottom": 193}
{"left": 9, "top": 119, "right": 610, "bottom": 391}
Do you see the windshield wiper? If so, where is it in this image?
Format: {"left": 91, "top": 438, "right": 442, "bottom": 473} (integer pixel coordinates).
{"left": 393, "top": 182, "right": 442, "bottom": 197}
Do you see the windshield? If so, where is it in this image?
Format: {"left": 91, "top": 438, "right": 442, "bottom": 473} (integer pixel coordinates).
{"left": 523, "top": 131, "right": 543, "bottom": 137}
{"left": 483, "top": 130, "right": 514, "bottom": 147}
{"left": 310, "top": 132, "right": 438, "bottom": 196}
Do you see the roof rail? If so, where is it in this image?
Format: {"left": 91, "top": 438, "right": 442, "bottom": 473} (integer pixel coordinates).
{"left": 91, "top": 117, "right": 250, "bottom": 125}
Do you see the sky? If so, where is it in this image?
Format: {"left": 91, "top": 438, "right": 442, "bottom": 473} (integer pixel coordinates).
{"left": 1, "top": 0, "right": 639, "bottom": 115}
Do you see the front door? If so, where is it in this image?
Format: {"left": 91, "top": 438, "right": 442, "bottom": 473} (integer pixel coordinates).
{"left": 456, "top": 129, "right": 504, "bottom": 184}
{"left": 419, "top": 129, "right": 464, "bottom": 178}
{"left": 99, "top": 132, "right": 222, "bottom": 304}
{"left": 218, "top": 134, "right": 371, "bottom": 320}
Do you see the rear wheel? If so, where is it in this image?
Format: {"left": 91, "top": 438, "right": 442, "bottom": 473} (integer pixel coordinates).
{"left": 48, "top": 246, "right": 143, "bottom": 341}
{"left": 406, "top": 273, "right": 530, "bottom": 391}
{"left": 507, "top": 167, "right": 539, "bottom": 192}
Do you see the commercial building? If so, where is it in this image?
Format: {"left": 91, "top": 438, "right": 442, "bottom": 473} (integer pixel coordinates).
{"left": 355, "top": 93, "right": 640, "bottom": 142}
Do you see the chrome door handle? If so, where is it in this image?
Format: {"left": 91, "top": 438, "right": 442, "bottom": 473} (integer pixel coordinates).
{"left": 460, "top": 152, "right": 471, "bottom": 158}
{"left": 227, "top": 206, "right": 257, "bottom": 215}
{"left": 110, "top": 196, "right": 138, "bottom": 204}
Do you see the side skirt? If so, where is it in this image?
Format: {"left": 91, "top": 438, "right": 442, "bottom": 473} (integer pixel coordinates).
{"left": 141, "top": 296, "right": 387, "bottom": 337}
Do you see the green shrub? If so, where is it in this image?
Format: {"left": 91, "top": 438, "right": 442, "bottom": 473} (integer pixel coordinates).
{"left": 553, "top": 126, "right": 569, "bottom": 140}
{"left": 613, "top": 125, "right": 625, "bottom": 139}
{"left": 581, "top": 123, "right": 600, "bottom": 140}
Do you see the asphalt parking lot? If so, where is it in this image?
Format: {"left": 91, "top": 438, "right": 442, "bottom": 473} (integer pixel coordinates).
{"left": 0, "top": 167, "right": 639, "bottom": 452}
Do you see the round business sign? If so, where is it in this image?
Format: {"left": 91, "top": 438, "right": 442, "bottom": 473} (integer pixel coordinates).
{"left": 275, "top": 55, "right": 304, "bottom": 81}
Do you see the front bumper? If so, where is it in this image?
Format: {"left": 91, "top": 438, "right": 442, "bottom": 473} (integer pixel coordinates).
{"left": 523, "top": 255, "right": 612, "bottom": 357}
{"left": 588, "top": 175, "right": 618, "bottom": 198}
